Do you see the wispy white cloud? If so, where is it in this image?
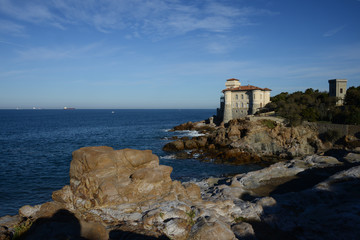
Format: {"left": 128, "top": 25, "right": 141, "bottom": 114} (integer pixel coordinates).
{"left": 323, "top": 25, "right": 346, "bottom": 37}
{"left": 0, "top": 0, "right": 65, "bottom": 29}
{"left": 0, "top": 0, "right": 276, "bottom": 38}
{"left": 0, "top": 19, "right": 26, "bottom": 36}
{"left": 16, "top": 47, "right": 71, "bottom": 60}
{"left": 15, "top": 42, "right": 106, "bottom": 60}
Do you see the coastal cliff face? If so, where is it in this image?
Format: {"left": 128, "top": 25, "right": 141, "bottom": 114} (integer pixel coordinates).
{"left": 163, "top": 118, "right": 347, "bottom": 164}
{"left": 1, "top": 147, "right": 360, "bottom": 240}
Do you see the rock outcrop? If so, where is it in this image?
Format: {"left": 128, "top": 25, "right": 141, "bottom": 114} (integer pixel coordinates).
{"left": 1, "top": 147, "right": 359, "bottom": 240}
{"left": 163, "top": 118, "right": 341, "bottom": 164}
{"left": 54, "top": 147, "right": 175, "bottom": 210}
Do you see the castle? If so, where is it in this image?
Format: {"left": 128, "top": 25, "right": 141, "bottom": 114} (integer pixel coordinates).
{"left": 217, "top": 78, "right": 348, "bottom": 123}
{"left": 217, "top": 78, "right": 271, "bottom": 123}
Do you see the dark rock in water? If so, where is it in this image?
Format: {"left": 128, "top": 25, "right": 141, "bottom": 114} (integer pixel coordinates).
{"left": 173, "top": 121, "right": 195, "bottom": 131}
{"left": 163, "top": 140, "right": 185, "bottom": 151}
{"left": 194, "top": 136, "right": 207, "bottom": 148}
{"left": 184, "top": 139, "right": 198, "bottom": 149}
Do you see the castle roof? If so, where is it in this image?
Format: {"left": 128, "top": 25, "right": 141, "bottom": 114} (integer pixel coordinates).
{"left": 222, "top": 85, "right": 271, "bottom": 92}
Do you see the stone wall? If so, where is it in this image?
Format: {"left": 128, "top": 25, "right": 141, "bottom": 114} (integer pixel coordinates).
{"left": 307, "top": 122, "right": 360, "bottom": 137}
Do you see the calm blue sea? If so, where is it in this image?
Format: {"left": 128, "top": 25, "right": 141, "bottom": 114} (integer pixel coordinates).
{"left": 0, "top": 109, "right": 260, "bottom": 216}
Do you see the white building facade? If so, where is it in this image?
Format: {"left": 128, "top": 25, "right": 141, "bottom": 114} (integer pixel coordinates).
{"left": 217, "top": 78, "right": 271, "bottom": 123}
{"left": 328, "top": 79, "right": 347, "bottom": 106}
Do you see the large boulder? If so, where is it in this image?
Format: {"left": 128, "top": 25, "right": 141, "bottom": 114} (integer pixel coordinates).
{"left": 53, "top": 147, "right": 174, "bottom": 210}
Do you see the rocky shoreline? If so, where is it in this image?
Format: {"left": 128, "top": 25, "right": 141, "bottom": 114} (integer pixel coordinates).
{"left": 163, "top": 117, "right": 360, "bottom": 165}
{"left": 1, "top": 144, "right": 359, "bottom": 239}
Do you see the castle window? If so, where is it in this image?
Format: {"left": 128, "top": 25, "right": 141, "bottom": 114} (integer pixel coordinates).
{"left": 340, "top": 88, "right": 343, "bottom": 94}
{"left": 236, "top": 94, "right": 238, "bottom": 100}
{"left": 241, "top": 103, "right": 244, "bottom": 108}
{"left": 241, "top": 94, "right": 244, "bottom": 99}
{"left": 236, "top": 103, "right": 239, "bottom": 108}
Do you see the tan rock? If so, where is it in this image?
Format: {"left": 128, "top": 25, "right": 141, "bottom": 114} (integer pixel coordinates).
{"left": 36, "top": 201, "right": 65, "bottom": 218}
{"left": 54, "top": 147, "right": 175, "bottom": 210}
{"left": 80, "top": 220, "right": 108, "bottom": 240}
{"left": 231, "top": 222, "right": 255, "bottom": 239}
{"left": 227, "top": 125, "right": 241, "bottom": 140}
{"left": 183, "top": 183, "right": 202, "bottom": 202}
{"left": 188, "top": 217, "right": 236, "bottom": 240}
{"left": 19, "top": 205, "right": 41, "bottom": 218}
{"left": 163, "top": 218, "right": 190, "bottom": 240}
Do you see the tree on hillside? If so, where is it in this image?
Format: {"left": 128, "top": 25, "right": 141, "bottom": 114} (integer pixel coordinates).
{"left": 332, "top": 86, "right": 360, "bottom": 125}
{"left": 344, "top": 86, "right": 360, "bottom": 107}
{"left": 266, "top": 88, "right": 337, "bottom": 126}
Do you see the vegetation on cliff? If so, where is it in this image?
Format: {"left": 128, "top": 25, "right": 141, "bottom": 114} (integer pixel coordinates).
{"left": 265, "top": 86, "right": 360, "bottom": 126}
{"left": 332, "top": 86, "right": 360, "bottom": 125}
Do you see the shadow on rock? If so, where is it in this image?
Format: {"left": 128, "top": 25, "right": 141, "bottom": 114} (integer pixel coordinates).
{"left": 270, "top": 164, "right": 352, "bottom": 195}
{"left": 21, "top": 209, "right": 85, "bottom": 240}
{"left": 260, "top": 167, "right": 360, "bottom": 240}
{"left": 109, "top": 230, "right": 170, "bottom": 240}
{"left": 244, "top": 220, "right": 298, "bottom": 240}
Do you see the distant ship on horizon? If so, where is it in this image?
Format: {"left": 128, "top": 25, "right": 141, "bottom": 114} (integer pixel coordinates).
{"left": 63, "top": 107, "right": 75, "bottom": 110}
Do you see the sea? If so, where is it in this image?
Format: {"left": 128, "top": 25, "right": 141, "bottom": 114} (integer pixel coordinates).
{"left": 0, "top": 109, "right": 261, "bottom": 217}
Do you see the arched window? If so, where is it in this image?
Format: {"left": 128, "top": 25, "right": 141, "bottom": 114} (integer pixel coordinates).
{"left": 241, "top": 94, "right": 244, "bottom": 99}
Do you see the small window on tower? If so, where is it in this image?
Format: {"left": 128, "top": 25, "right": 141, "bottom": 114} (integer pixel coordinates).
{"left": 340, "top": 88, "right": 343, "bottom": 94}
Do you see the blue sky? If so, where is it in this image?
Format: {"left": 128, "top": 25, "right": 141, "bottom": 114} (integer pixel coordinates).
{"left": 0, "top": 0, "right": 359, "bottom": 109}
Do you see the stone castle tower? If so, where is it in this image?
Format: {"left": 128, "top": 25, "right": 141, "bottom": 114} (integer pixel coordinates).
{"left": 218, "top": 78, "right": 271, "bottom": 123}
{"left": 328, "top": 79, "right": 347, "bottom": 105}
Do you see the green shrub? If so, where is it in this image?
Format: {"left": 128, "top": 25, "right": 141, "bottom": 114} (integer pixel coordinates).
{"left": 12, "top": 220, "right": 33, "bottom": 240}
{"left": 186, "top": 210, "right": 196, "bottom": 226}
{"left": 261, "top": 119, "right": 276, "bottom": 129}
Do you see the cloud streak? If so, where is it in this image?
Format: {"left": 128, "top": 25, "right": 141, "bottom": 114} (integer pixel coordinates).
{"left": 15, "top": 42, "right": 105, "bottom": 60}
{"left": 0, "top": 19, "right": 26, "bottom": 36}
{"left": 323, "top": 25, "right": 346, "bottom": 37}
{"left": 0, "top": 0, "right": 276, "bottom": 38}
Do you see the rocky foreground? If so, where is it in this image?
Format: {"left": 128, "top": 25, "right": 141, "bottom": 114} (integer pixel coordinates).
{"left": 1, "top": 146, "right": 360, "bottom": 240}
